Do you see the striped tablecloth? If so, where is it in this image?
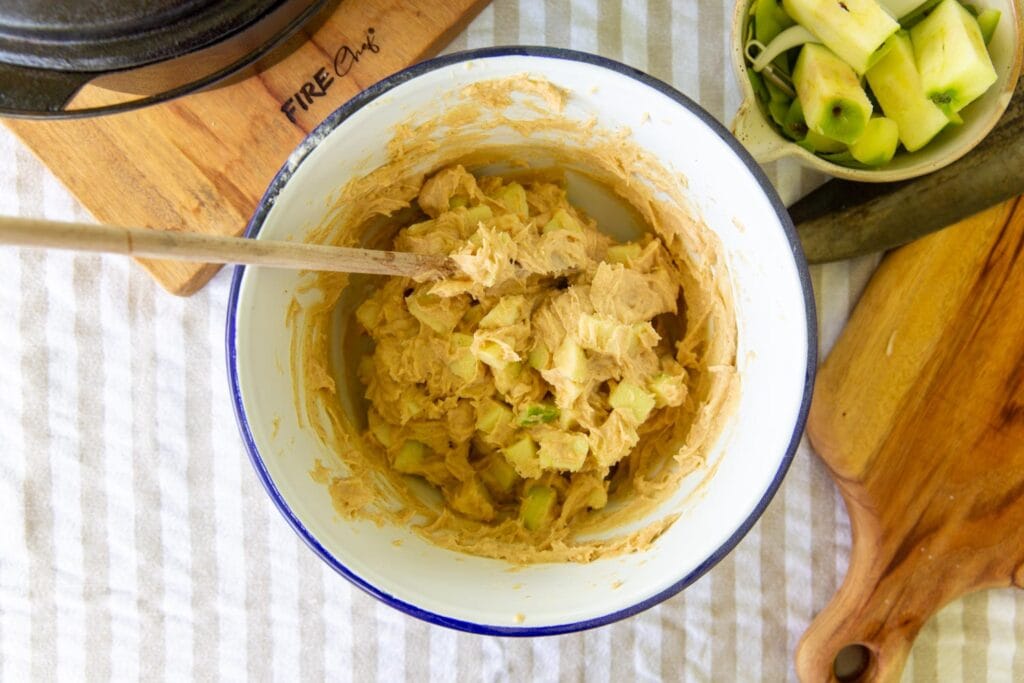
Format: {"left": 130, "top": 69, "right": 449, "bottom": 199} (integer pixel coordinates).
{"left": 2, "top": 1, "right": 1022, "bottom": 680}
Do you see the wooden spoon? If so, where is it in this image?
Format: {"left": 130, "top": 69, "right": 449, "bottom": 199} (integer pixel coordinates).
{"left": 0, "top": 215, "right": 452, "bottom": 279}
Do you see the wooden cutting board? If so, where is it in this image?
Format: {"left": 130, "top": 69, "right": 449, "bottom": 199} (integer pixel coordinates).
{"left": 2, "top": 0, "right": 488, "bottom": 295}
{"left": 796, "top": 196, "right": 1024, "bottom": 682}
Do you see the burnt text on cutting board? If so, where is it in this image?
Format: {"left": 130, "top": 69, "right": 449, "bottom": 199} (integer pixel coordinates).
{"left": 280, "top": 27, "right": 380, "bottom": 124}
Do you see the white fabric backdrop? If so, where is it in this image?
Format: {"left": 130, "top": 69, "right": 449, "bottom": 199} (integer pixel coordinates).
{"left": 1, "top": 1, "right": 1022, "bottom": 680}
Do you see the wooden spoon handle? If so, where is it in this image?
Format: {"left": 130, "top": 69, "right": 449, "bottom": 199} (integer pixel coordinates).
{"left": 0, "top": 215, "right": 450, "bottom": 278}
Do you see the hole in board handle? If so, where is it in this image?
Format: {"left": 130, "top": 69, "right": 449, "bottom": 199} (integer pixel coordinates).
{"left": 834, "top": 643, "right": 872, "bottom": 682}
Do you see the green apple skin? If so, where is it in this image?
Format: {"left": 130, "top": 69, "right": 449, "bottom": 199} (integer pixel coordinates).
{"left": 911, "top": 0, "right": 997, "bottom": 112}
{"left": 866, "top": 31, "right": 951, "bottom": 152}
{"left": 793, "top": 43, "right": 874, "bottom": 145}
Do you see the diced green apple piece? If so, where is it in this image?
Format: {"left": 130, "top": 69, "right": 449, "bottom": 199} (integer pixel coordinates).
{"left": 801, "top": 129, "right": 848, "bottom": 153}
{"left": 793, "top": 44, "right": 873, "bottom": 144}
{"left": 782, "top": 99, "right": 810, "bottom": 141}
{"left": 866, "top": 32, "right": 950, "bottom": 151}
{"left": 977, "top": 9, "right": 1000, "bottom": 44}
{"left": 475, "top": 398, "right": 514, "bottom": 434}
{"left": 447, "top": 333, "right": 481, "bottom": 381}
{"left": 449, "top": 478, "right": 495, "bottom": 522}
{"left": 494, "top": 182, "right": 529, "bottom": 220}
{"left": 606, "top": 243, "right": 643, "bottom": 264}
{"left": 520, "top": 484, "right": 558, "bottom": 531}
{"left": 609, "top": 381, "right": 657, "bottom": 423}
{"left": 755, "top": 0, "right": 797, "bottom": 45}
{"left": 648, "top": 373, "right": 687, "bottom": 409}
{"left": 542, "top": 208, "right": 583, "bottom": 234}
{"left": 783, "top": 0, "right": 898, "bottom": 74}
{"left": 537, "top": 432, "right": 589, "bottom": 471}
{"left": 355, "top": 298, "right": 382, "bottom": 331}
{"left": 462, "top": 205, "right": 493, "bottom": 232}
{"left": 527, "top": 342, "right": 550, "bottom": 370}
{"left": 479, "top": 455, "right": 519, "bottom": 495}
{"left": 368, "top": 412, "right": 397, "bottom": 448}
{"left": 503, "top": 435, "right": 541, "bottom": 479}
{"left": 553, "top": 339, "right": 588, "bottom": 383}
{"left": 406, "top": 290, "right": 462, "bottom": 334}
{"left": 479, "top": 295, "right": 528, "bottom": 328}
{"left": 850, "top": 117, "right": 900, "bottom": 166}
{"left": 911, "top": 0, "right": 997, "bottom": 112}
{"left": 394, "top": 440, "right": 428, "bottom": 474}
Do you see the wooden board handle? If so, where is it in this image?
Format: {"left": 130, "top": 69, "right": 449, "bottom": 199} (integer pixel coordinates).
{"left": 795, "top": 553, "right": 923, "bottom": 683}
{"left": 0, "top": 215, "right": 450, "bottom": 278}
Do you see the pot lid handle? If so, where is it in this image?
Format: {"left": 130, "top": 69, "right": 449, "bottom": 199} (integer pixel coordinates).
{"left": 0, "top": 62, "right": 92, "bottom": 117}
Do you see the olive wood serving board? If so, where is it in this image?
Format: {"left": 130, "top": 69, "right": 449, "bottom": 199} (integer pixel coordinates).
{"left": 796, "top": 196, "right": 1024, "bottom": 682}
{"left": 2, "top": 0, "right": 488, "bottom": 295}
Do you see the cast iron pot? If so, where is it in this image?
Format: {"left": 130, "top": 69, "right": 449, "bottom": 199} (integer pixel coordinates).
{"left": 0, "top": 0, "right": 330, "bottom": 118}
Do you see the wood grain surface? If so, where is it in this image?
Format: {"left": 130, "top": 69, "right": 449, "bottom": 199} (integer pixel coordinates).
{"left": 2, "top": 0, "right": 488, "bottom": 295}
{"left": 796, "top": 196, "right": 1024, "bottom": 683}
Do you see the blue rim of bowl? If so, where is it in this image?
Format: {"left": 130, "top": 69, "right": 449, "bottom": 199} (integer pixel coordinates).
{"left": 226, "top": 45, "right": 818, "bottom": 637}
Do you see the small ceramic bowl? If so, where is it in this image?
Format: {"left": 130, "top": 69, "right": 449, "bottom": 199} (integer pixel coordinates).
{"left": 227, "top": 47, "right": 816, "bottom": 634}
{"left": 730, "top": 0, "right": 1023, "bottom": 181}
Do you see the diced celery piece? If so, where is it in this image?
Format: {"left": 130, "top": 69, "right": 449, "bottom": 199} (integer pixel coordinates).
{"left": 553, "top": 339, "right": 588, "bottom": 383}
{"left": 479, "top": 295, "right": 528, "bottom": 328}
{"left": 518, "top": 402, "right": 560, "bottom": 427}
{"left": 495, "top": 182, "right": 529, "bottom": 220}
{"left": 527, "top": 342, "right": 550, "bottom": 370}
{"left": 475, "top": 398, "right": 514, "bottom": 434}
{"left": 606, "top": 243, "right": 643, "bottom": 264}
{"left": 609, "top": 381, "right": 657, "bottom": 423}
{"left": 394, "top": 440, "right": 427, "bottom": 474}
{"left": 542, "top": 208, "right": 582, "bottom": 234}
{"left": 520, "top": 484, "right": 557, "bottom": 531}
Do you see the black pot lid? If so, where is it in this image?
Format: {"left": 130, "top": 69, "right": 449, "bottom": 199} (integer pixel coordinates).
{"left": 0, "top": 0, "right": 285, "bottom": 72}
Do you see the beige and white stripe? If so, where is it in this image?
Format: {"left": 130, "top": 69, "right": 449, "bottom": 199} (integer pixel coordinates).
{"left": 1, "top": 1, "right": 1022, "bottom": 681}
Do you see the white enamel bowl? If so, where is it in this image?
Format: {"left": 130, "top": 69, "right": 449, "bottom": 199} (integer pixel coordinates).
{"left": 227, "top": 47, "right": 816, "bottom": 635}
